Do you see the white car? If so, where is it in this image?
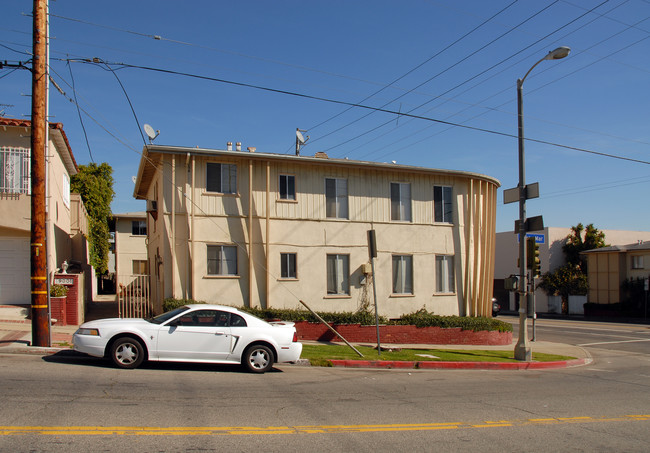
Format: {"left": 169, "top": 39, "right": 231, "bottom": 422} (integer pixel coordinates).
{"left": 73, "top": 304, "right": 303, "bottom": 373}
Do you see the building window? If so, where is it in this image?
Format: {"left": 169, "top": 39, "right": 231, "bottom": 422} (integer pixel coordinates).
{"left": 391, "top": 182, "right": 412, "bottom": 221}
{"left": 325, "top": 178, "right": 348, "bottom": 219}
{"left": 280, "top": 253, "right": 297, "bottom": 279}
{"left": 132, "top": 220, "right": 147, "bottom": 236}
{"left": 327, "top": 254, "right": 349, "bottom": 295}
{"left": 62, "top": 174, "right": 70, "bottom": 208}
{"left": 207, "top": 245, "right": 238, "bottom": 276}
{"left": 1, "top": 146, "right": 30, "bottom": 194}
{"left": 279, "top": 174, "right": 296, "bottom": 200}
{"left": 392, "top": 255, "right": 413, "bottom": 294}
{"left": 132, "top": 260, "right": 148, "bottom": 275}
{"left": 435, "top": 255, "right": 455, "bottom": 293}
{"left": 632, "top": 256, "right": 644, "bottom": 269}
{"left": 434, "top": 186, "right": 453, "bottom": 223}
{"left": 206, "top": 162, "right": 237, "bottom": 194}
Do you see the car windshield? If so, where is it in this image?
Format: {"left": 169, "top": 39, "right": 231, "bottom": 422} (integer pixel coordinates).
{"left": 147, "top": 306, "right": 190, "bottom": 324}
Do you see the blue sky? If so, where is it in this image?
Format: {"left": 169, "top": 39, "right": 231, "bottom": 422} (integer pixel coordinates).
{"left": 2, "top": 0, "right": 649, "bottom": 233}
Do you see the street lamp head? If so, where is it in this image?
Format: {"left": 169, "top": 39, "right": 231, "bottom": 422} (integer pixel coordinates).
{"left": 544, "top": 46, "right": 571, "bottom": 60}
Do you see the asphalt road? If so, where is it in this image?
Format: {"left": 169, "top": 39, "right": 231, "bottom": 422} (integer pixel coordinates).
{"left": 0, "top": 318, "right": 649, "bottom": 452}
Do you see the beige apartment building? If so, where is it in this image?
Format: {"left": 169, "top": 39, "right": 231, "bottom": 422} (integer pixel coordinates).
{"left": 133, "top": 144, "right": 500, "bottom": 319}
{"left": 0, "top": 118, "right": 89, "bottom": 305}
{"left": 583, "top": 241, "right": 650, "bottom": 305}
{"left": 494, "top": 228, "right": 650, "bottom": 313}
{"left": 111, "top": 212, "right": 148, "bottom": 288}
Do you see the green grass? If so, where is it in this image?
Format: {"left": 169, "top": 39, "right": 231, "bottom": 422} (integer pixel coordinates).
{"left": 301, "top": 344, "right": 573, "bottom": 365}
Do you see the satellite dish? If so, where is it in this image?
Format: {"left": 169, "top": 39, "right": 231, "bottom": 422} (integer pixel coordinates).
{"left": 143, "top": 123, "right": 160, "bottom": 143}
{"left": 296, "top": 129, "right": 306, "bottom": 144}
{"left": 295, "top": 128, "right": 309, "bottom": 156}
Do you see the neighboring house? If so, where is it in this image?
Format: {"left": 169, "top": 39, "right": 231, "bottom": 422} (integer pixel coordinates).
{"left": 133, "top": 143, "right": 500, "bottom": 319}
{"left": 494, "top": 228, "right": 650, "bottom": 313}
{"left": 0, "top": 118, "right": 89, "bottom": 305}
{"left": 111, "top": 212, "right": 148, "bottom": 291}
{"left": 582, "top": 241, "right": 650, "bottom": 305}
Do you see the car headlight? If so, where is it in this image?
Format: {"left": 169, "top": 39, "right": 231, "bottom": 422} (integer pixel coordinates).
{"left": 75, "top": 327, "right": 100, "bottom": 336}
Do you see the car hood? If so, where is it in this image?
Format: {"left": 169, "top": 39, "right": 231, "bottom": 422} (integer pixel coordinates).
{"left": 79, "top": 318, "right": 150, "bottom": 329}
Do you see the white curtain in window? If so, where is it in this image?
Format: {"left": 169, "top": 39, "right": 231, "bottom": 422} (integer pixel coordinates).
{"left": 436, "top": 256, "right": 455, "bottom": 293}
{"left": 392, "top": 255, "right": 413, "bottom": 294}
{"left": 327, "top": 254, "right": 349, "bottom": 294}
{"left": 391, "top": 183, "right": 411, "bottom": 221}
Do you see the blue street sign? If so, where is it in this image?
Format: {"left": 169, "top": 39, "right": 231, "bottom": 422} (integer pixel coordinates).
{"left": 517, "top": 233, "right": 545, "bottom": 244}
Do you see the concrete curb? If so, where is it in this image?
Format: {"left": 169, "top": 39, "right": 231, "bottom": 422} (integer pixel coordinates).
{"left": 327, "top": 357, "right": 592, "bottom": 370}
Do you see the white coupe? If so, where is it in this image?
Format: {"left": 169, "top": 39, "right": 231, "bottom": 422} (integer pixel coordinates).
{"left": 73, "top": 304, "right": 303, "bottom": 373}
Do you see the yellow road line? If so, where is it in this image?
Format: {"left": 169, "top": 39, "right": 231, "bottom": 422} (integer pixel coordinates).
{"left": 1, "top": 415, "right": 648, "bottom": 436}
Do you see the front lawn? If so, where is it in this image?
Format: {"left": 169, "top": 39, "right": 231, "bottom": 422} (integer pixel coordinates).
{"left": 301, "top": 344, "right": 573, "bottom": 365}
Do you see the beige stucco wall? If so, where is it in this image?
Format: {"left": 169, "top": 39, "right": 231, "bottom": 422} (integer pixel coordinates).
{"left": 495, "top": 228, "right": 650, "bottom": 311}
{"left": 141, "top": 150, "right": 498, "bottom": 318}
{"left": 114, "top": 215, "right": 148, "bottom": 288}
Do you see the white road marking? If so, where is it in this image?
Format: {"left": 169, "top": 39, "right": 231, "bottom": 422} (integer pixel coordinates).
{"left": 578, "top": 339, "right": 650, "bottom": 346}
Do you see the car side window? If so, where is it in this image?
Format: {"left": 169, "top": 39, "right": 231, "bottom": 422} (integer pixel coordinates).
{"left": 178, "top": 310, "right": 217, "bottom": 327}
{"left": 230, "top": 314, "right": 247, "bottom": 327}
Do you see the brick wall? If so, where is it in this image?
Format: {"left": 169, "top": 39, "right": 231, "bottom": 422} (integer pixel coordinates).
{"left": 53, "top": 273, "right": 81, "bottom": 326}
{"left": 295, "top": 322, "right": 512, "bottom": 345}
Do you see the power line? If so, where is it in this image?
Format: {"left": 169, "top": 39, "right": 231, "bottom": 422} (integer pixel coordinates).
{"left": 311, "top": 0, "right": 562, "bottom": 149}
{"left": 320, "top": 0, "right": 612, "bottom": 155}
{"left": 62, "top": 57, "right": 650, "bottom": 166}
{"left": 305, "top": 0, "right": 520, "bottom": 134}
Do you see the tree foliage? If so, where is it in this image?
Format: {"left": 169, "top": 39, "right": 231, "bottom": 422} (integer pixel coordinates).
{"left": 71, "top": 163, "right": 115, "bottom": 274}
{"left": 538, "top": 264, "right": 588, "bottom": 299}
{"left": 562, "top": 223, "right": 607, "bottom": 268}
{"left": 538, "top": 223, "right": 606, "bottom": 313}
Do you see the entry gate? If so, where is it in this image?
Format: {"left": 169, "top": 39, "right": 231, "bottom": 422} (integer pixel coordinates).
{"left": 117, "top": 274, "right": 152, "bottom": 318}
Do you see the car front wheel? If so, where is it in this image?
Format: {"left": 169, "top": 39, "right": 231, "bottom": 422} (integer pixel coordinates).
{"left": 243, "top": 345, "right": 274, "bottom": 373}
{"left": 110, "top": 337, "right": 145, "bottom": 369}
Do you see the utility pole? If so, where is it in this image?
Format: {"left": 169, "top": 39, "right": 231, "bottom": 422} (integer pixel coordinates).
{"left": 31, "top": 0, "right": 50, "bottom": 346}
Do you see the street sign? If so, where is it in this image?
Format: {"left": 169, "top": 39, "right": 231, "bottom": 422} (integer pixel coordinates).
{"left": 517, "top": 233, "right": 545, "bottom": 244}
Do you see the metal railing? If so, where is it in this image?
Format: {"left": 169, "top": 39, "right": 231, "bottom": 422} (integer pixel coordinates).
{"left": 1, "top": 147, "right": 30, "bottom": 194}
{"left": 117, "top": 274, "right": 152, "bottom": 318}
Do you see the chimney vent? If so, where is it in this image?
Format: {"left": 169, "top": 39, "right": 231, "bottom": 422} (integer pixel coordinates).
{"left": 247, "top": 147, "right": 256, "bottom": 153}
{"left": 236, "top": 142, "right": 242, "bottom": 151}
{"left": 227, "top": 142, "right": 233, "bottom": 151}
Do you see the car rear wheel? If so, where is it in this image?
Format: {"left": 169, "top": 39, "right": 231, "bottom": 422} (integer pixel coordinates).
{"left": 243, "top": 345, "right": 274, "bottom": 373}
{"left": 110, "top": 337, "right": 145, "bottom": 369}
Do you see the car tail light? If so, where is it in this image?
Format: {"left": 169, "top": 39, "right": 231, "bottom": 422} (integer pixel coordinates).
{"left": 292, "top": 332, "right": 298, "bottom": 342}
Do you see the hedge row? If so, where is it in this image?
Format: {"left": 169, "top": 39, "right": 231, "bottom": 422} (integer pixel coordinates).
{"left": 162, "top": 298, "right": 513, "bottom": 333}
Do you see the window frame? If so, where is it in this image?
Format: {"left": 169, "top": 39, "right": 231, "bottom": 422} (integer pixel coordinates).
{"left": 280, "top": 252, "right": 298, "bottom": 279}
{"left": 391, "top": 254, "right": 414, "bottom": 295}
{"left": 434, "top": 185, "right": 453, "bottom": 224}
{"left": 390, "top": 182, "right": 412, "bottom": 222}
{"left": 207, "top": 244, "right": 239, "bottom": 277}
{"left": 279, "top": 174, "right": 296, "bottom": 201}
{"left": 326, "top": 254, "right": 350, "bottom": 296}
{"left": 132, "top": 259, "right": 148, "bottom": 275}
{"left": 206, "top": 162, "right": 237, "bottom": 194}
{"left": 131, "top": 220, "right": 147, "bottom": 236}
{"left": 435, "top": 255, "right": 455, "bottom": 294}
{"left": 325, "top": 177, "right": 349, "bottom": 219}
{"left": 0, "top": 146, "right": 30, "bottom": 194}
{"left": 632, "top": 255, "right": 644, "bottom": 270}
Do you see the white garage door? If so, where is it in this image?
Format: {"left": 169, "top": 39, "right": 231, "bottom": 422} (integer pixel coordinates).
{"left": 0, "top": 237, "right": 30, "bottom": 305}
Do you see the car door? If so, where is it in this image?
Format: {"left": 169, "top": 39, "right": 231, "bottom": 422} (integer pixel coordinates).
{"left": 155, "top": 309, "right": 232, "bottom": 362}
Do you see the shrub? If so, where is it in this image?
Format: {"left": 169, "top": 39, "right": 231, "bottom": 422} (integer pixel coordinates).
{"left": 50, "top": 284, "right": 68, "bottom": 297}
{"left": 160, "top": 299, "right": 511, "bottom": 332}
{"left": 392, "top": 309, "right": 513, "bottom": 333}
{"left": 162, "top": 298, "right": 205, "bottom": 312}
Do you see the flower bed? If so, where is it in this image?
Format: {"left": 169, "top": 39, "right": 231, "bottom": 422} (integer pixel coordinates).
{"left": 295, "top": 321, "right": 512, "bottom": 346}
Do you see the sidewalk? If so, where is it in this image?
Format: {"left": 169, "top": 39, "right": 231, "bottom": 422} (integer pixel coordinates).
{"left": 0, "top": 304, "right": 592, "bottom": 369}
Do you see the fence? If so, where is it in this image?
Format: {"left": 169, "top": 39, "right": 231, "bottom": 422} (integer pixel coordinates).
{"left": 117, "top": 274, "right": 152, "bottom": 318}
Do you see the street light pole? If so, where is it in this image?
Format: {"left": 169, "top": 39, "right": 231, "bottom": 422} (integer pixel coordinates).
{"left": 514, "top": 46, "right": 570, "bottom": 361}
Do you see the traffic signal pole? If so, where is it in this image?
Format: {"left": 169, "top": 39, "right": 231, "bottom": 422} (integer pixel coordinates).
{"left": 30, "top": 0, "right": 50, "bottom": 347}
